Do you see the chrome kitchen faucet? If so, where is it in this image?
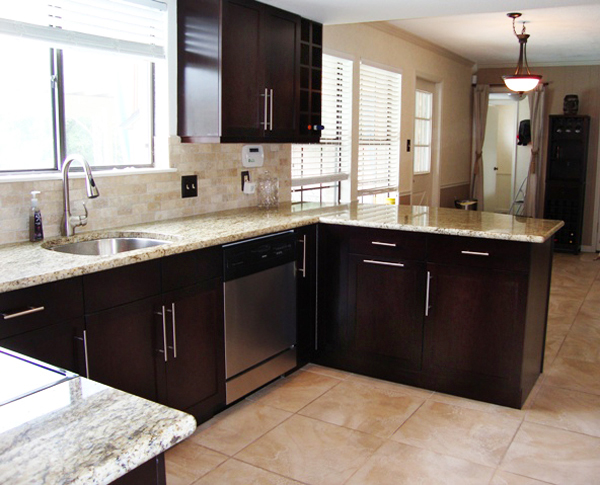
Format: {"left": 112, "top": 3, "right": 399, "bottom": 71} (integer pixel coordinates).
{"left": 61, "top": 155, "right": 100, "bottom": 237}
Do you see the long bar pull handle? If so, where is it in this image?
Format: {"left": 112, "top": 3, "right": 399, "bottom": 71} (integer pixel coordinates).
{"left": 83, "top": 329, "right": 90, "bottom": 378}
{"left": 460, "top": 250, "right": 490, "bottom": 257}
{"left": 171, "top": 302, "right": 177, "bottom": 359}
{"left": 298, "top": 235, "right": 307, "bottom": 278}
{"left": 261, "top": 88, "right": 269, "bottom": 129}
{"left": 155, "top": 306, "right": 168, "bottom": 362}
{"left": 371, "top": 241, "right": 397, "bottom": 247}
{"left": 425, "top": 271, "right": 431, "bottom": 317}
{"left": 269, "top": 88, "right": 274, "bottom": 130}
{"left": 363, "top": 259, "right": 405, "bottom": 268}
{"left": 1, "top": 306, "right": 45, "bottom": 320}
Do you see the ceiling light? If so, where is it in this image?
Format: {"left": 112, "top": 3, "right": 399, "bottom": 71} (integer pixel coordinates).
{"left": 502, "top": 13, "right": 542, "bottom": 93}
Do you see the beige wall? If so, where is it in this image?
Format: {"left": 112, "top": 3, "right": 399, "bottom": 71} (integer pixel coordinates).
{"left": 477, "top": 66, "right": 600, "bottom": 249}
{"left": 0, "top": 141, "right": 291, "bottom": 246}
{"left": 324, "top": 22, "right": 474, "bottom": 200}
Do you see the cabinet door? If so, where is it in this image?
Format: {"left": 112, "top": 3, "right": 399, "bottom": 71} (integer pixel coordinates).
{"left": 85, "top": 297, "right": 161, "bottom": 402}
{"left": 296, "top": 225, "right": 317, "bottom": 366}
{"left": 221, "top": 0, "right": 263, "bottom": 139}
{"left": 424, "top": 263, "right": 526, "bottom": 381}
{"left": 262, "top": 5, "right": 299, "bottom": 140}
{"left": 0, "top": 318, "right": 84, "bottom": 374}
{"left": 160, "top": 278, "right": 225, "bottom": 418}
{"left": 348, "top": 255, "right": 425, "bottom": 371}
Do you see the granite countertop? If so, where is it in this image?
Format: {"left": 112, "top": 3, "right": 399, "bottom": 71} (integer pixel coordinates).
{"left": 0, "top": 203, "right": 563, "bottom": 293}
{"left": 0, "top": 349, "right": 196, "bottom": 485}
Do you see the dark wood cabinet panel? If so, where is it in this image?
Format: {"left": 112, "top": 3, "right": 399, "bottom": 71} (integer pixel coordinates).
{"left": 85, "top": 296, "right": 161, "bottom": 402}
{"left": 158, "top": 279, "right": 225, "bottom": 420}
{"left": 349, "top": 256, "right": 425, "bottom": 371}
{"left": 296, "top": 225, "right": 317, "bottom": 366}
{"left": 112, "top": 454, "right": 166, "bottom": 485}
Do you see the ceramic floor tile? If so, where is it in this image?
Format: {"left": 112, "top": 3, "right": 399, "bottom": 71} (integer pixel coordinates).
{"left": 165, "top": 440, "right": 228, "bottom": 485}
{"left": 193, "top": 459, "right": 304, "bottom": 485}
{"left": 556, "top": 332, "right": 600, "bottom": 363}
{"left": 501, "top": 421, "right": 600, "bottom": 485}
{"left": 391, "top": 400, "right": 522, "bottom": 467}
{"left": 430, "top": 391, "right": 526, "bottom": 420}
{"left": 189, "top": 400, "right": 292, "bottom": 456}
{"left": 544, "top": 356, "right": 600, "bottom": 395}
{"left": 235, "top": 414, "right": 383, "bottom": 485}
{"left": 298, "top": 380, "right": 424, "bottom": 438}
{"left": 583, "top": 280, "right": 600, "bottom": 302}
{"left": 547, "top": 295, "right": 583, "bottom": 320}
{"left": 345, "top": 440, "right": 494, "bottom": 485}
{"left": 491, "top": 470, "right": 556, "bottom": 485}
{"left": 569, "top": 313, "right": 600, "bottom": 339}
{"left": 247, "top": 369, "right": 343, "bottom": 412}
{"left": 525, "top": 385, "right": 600, "bottom": 437}
{"left": 301, "top": 363, "right": 352, "bottom": 380}
{"left": 346, "top": 372, "right": 434, "bottom": 400}
{"left": 577, "top": 298, "right": 600, "bottom": 320}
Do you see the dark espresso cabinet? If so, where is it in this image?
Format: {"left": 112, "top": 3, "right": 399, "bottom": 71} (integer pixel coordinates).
{"left": 295, "top": 224, "right": 318, "bottom": 366}
{"left": 316, "top": 225, "right": 553, "bottom": 408}
{"left": 544, "top": 115, "right": 590, "bottom": 253}
{"left": 178, "top": 0, "right": 321, "bottom": 143}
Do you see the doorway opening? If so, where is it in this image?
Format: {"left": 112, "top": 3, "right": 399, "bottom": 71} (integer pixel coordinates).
{"left": 482, "top": 93, "right": 531, "bottom": 214}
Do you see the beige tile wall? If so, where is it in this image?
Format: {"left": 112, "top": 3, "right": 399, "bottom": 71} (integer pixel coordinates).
{"left": 0, "top": 140, "right": 292, "bottom": 246}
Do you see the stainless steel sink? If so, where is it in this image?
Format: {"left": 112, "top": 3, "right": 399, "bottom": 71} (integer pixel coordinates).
{"left": 47, "top": 236, "right": 171, "bottom": 256}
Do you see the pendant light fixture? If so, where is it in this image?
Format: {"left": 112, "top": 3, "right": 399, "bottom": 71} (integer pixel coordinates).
{"left": 502, "top": 13, "right": 542, "bottom": 93}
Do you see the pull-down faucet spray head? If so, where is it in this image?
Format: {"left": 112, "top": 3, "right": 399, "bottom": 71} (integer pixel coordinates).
{"left": 61, "top": 154, "right": 100, "bottom": 236}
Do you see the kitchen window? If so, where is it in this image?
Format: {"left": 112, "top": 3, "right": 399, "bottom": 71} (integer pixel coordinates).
{"left": 0, "top": 0, "right": 167, "bottom": 174}
{"left": 357, "top": 62, "right": 401, "bottom": 203}
{"left": 291, "top": 54, "right": 353, "bottom": 204}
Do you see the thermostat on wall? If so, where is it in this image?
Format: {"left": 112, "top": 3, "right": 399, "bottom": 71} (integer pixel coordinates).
{"left": 242, "top": 145, "right": 264, "bottom": 168}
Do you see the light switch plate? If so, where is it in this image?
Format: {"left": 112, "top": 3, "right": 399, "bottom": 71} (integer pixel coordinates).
{"left": 181, "top": 175, "right": 198, "bottom": 198}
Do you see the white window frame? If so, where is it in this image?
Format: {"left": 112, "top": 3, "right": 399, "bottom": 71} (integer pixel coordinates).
{"left": 414, "top": 89, "right": 433, "bottom": 175}
{"left": 357, "top": 61, "right": 401, "bottom": 198}
{"left": 292, "top": 53, "right": 353, "bottom": 204}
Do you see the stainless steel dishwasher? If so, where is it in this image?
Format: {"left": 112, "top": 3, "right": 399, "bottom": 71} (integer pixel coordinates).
{"left": 223, "top": 231, "right": 297, "bottom": 404}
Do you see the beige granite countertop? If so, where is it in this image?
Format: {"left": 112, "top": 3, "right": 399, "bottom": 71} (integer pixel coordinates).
{"left": 0, "top": 203, "right": 563, "bottom": 293}
{"left": 0, "top": 350, "right": 196, "bottom": 485}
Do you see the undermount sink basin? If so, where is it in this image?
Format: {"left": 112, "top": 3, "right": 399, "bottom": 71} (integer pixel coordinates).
{"left": 47, "top": 236, "right": 171, "bottom": 256}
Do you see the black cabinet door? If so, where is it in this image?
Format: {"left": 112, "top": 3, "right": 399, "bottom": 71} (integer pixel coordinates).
{"left": 424, "top": 263, "right": 526, "bottom": 383}
{"left": 348, "top": 255, "right": 426, "bottom": 372}
{"left": 85, "top": 296, "right": 161, "bottom": 402}
{"left": 0, "top": 318, "right": 84, "bottom": 374}
{"left": 296, "top": 225, "right": 317, "bottom": 366}
{"left": 221, "top": 0, "right": 262, "bottom": 139}
{"left": 159, "top": 278, "right": 225, "bottom": 420}
{"left": 262, "top": 5, "right": 300, "bottom": 140}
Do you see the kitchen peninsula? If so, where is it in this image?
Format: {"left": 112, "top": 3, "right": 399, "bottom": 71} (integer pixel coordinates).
{"left": 0, "top": 203, "right": 563, "bottom": 414}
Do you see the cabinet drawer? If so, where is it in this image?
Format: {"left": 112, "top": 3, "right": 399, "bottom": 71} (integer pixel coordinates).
{"left": 162, "top": 246, "right": 222, "bottom": 292}
{"left": 0, "top": 278, "right": 83, "bottom": 340}
{"left": 83, "top": 260, "right": 161, "bottom": 313}
{"left": 347, "top": 226, "right": 426, "bottom": 260}
{"left": 427, "top": 235, "right": 530, "bottom": 272}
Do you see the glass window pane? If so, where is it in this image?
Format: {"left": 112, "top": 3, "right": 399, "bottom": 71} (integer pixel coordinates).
{"left": 0, "top": 37, "right": 55, "bottom": 172}
{"left": 414, "top": 119, "right": 431, "bottom": 145}
{"left": 63, "top": 49, "right": 153, "bottom": 168}
{"left": 416, "top": 90, "right": 432, "bottom": 119}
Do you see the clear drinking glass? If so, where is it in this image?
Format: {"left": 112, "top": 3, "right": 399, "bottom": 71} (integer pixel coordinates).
{"left": 257, "top": 171, "right": 279, "bottom": 209}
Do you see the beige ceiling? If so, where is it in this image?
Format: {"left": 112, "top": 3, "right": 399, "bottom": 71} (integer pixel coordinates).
{"left": 259, "top": 0, "right": 600, "bottom": 67}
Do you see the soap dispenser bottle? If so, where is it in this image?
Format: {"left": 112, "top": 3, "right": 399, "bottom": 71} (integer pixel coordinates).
{"left": 29, "top": 190, "right": 44, "bottom": 242}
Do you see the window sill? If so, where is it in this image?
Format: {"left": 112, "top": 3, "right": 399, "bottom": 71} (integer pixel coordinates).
{"left": 0, "top": 167, "right": 178, "bottom": 183}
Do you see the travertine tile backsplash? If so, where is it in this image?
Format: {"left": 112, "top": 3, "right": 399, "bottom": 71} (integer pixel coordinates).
{"left": 0, "top": 140, "right": 292, "bottom": 246}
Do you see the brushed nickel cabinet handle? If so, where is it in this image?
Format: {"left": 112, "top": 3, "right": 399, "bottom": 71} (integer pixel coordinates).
{"left": 363, "top": 259, "right": 405, "bottom": 268}
{"left": 171, "top": 302, "right": 177, "bottom": 359}
{"left": 1, "top": 306, "right": 45, "bottom": 320}
{"left": 261, "top": 88, "right": 269, "bottom": 128}
{"left": 371, "top": 241, "right": 397, "bottom": 247}
{"left": 425, "top": 271, "right": 431, "bottom": 317}
{"left": 269, "top": 88, "right": 274, "bottom": 130}
{"left": 83, "top": 329, "right": 90, "bottom": 378}
{"left": 298, "top": 235, "right": 307, "bottom": 278}
{"left": 156, "top": 306, "right": 168, "bottom": 362}
{"left": 461, "top": 250, "right": 490, "bottom": 257}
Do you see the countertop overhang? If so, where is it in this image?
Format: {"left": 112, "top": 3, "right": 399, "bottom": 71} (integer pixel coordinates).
{"left": 0, "top": 203, "right": 564, "bottom": 293}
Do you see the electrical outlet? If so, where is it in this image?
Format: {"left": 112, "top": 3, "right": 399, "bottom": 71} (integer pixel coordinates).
{"left": 181, "top": 175, "right": 198, "bottom": 198}
{"left": 241, "top": 171, "right": 250, "bottom": 191}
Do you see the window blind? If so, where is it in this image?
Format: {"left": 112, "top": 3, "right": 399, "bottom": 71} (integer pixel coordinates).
{"left": 414, "top": 89, "right": 433, "bottom": 174}
{"left": 358, "top": 63, "right": 401, "bottom": 195}
{"left": 0, "top": 0, "right": 167, "bottom": 59}
{"left": 292, "top": 54, "right": 353, "bottom": 187}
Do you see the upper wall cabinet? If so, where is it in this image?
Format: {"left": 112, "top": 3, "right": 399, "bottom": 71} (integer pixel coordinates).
{"left": 178, "top": 0, "right": 322, "bottom": 143}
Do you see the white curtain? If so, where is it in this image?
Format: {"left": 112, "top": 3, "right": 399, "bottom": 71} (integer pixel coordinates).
{"left": 471, "top": 84, "right": 489, "bottom": 210}
{"left": 523, "top": 85, "right": 546, "bottom": 217}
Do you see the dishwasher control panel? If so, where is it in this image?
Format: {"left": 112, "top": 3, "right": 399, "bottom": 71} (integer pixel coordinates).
{"left": 223, "top": 231, "right": 296, "bottom": 281}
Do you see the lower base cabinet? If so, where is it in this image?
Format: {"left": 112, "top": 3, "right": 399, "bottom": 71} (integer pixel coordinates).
{"left": 111, "top": 454, "right": 166, "bottom": 485}
{"left": 316, "top": 224, "right": 553, "bottom": 408}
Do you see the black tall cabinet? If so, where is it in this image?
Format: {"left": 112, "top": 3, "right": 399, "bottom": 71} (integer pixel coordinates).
{"left": 543, "top": 115, "right": 590, "bottom": 254}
